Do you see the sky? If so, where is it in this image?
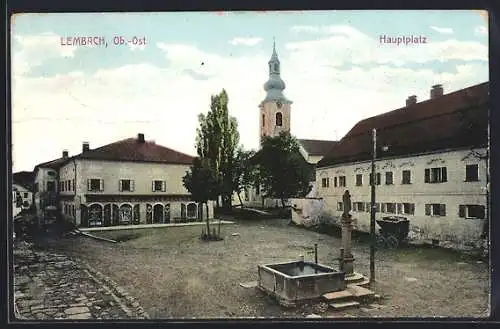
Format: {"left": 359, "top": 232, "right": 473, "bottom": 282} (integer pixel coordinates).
{"left": 11, "top": 10, "right": 488, "bottom": 172}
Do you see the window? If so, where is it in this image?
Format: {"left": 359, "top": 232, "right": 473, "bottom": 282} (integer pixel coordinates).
{"left": 385, "top": 203, "right": 396, "bottom": 214}
{"left": 355, "top": 174, "right": 363, "bottom": 186}
{"left": 465, "top": 164, "right": 479, "bottom": 182}
{"left": 369, "top": 173, "right": 381, "bottom": 185}
{"left": 425, "top": 167, "right": 447, "bottom": 183}
{"left": 262, "top": 114, "right": 265, "bottom": 127}
{"left": 47, "top": 181, "right": 55, "bottom": 192}
{"left": 375, "top": 203, "right": 380, "bottom": 212}
{"left": 334, "top": 177, "right": 338, "bottom": 187}
{"left": 72, "top": 179, "right": 75, "bottom": 191}
{"left": 87, "top": 178, "right": 103, "bottom": 192}
{"left": 47, "top": 171, "right": 56, "bottom": 177}
{"left": 459, "top": 205, "right": 485, "bottom": 219}
{"left": 321, "top": 177, "right": 330, "bottom": 188}
{"left": 64, "top": 204, "right": 68, "bottom": 214}
{"left": 425, "top": 203, "right": 446, "bottom": 217}
{"left": 397, "top": 203, "right": 415, "bottom": 215}
{"left": 337, "top": 202, "right": 343, "bottom": 211}
{"left": 68, "top": 180, "right": 72, "bottom": 191}
{"left": 119, "top": 179, "right": 135, "bottom": 192}
{"left": 381, "top": 203, "right": 386, "bottom": 213}
{"left": 66, "top": 180, "right": 69, "bottom": 191}
{"left": 276, "top": 112, "right": 283, "bottom": 126}
{"left": 152, "top": 180, "right": 166, "bottom": 192}
{"left": 255, "top": 184, "right": 260, "bottom": 196}
{"left": 34, "top": 183, "right": 39, "bottom": 193}
{"left": 353, "top": 202, "right": 365, "bottom": 212}
{"left": 385, "top": 172, "right": 393, "bottom": 185}
{"left": 402, "top": 170, "right": 411, "bottom": 184}
{"left": 339, "top": 176, "right": 346, "bottom": 187}
{"left": 274, "top": 63, "right": 279, "bottom": 72}
{"left": 23, "top": 192, "right": 28, "bottom": 198}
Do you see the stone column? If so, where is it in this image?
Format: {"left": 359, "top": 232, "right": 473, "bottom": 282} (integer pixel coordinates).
{"left": 341, "top": 214, "right": 355, "bottom": 276}
{"left": 339, "top": 190, "right": 355, "bottom": 276}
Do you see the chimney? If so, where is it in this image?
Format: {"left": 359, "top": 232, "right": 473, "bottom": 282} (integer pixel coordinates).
{"left": 137, "top": 133, "right": 145, "bottom": 143}
{"left": 62, "top": 150, "right": 69, "bottom": 159}
{"left": 82, "top": 142, "right": 90, "bottom": 152}
{"left": 430, "top": 84, "right": 444, "bottom": 99}
{"left": 406, "top": 95, "right": 417, "bottom": 107}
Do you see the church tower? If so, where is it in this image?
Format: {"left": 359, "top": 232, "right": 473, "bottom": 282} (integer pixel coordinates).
{"left": 259, "top": 39, "right": 292, "bottom": 145}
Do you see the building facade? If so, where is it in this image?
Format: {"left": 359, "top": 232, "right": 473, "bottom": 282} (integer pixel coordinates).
{"left": 314, "top": 82, "right": 489, "bottom": 249}
{"left": 12, "top": 183, "right": 32, "bottom": 217}
{"left": 33, "top": 134, "right": 214, "bottom": 227}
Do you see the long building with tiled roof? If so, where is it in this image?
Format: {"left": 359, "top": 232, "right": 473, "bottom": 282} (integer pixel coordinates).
{"left": 33, "top": 133, "right": 214, "bottom": 228}
{"left": 314, "top": 82, "right": 489, "bottom": 250}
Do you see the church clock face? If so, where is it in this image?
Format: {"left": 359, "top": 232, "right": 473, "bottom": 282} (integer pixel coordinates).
{"left": 276, "top": 101, "right": 282, "bottom": 108}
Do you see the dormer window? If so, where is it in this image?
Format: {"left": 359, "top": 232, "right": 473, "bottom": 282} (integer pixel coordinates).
{"left": 276, "top": 112, "right": 283, "bottom": 126}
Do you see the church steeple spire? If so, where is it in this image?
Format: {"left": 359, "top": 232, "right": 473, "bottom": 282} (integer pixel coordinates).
{"left": 261, "top": 39, "right": 291, "bottom": 105}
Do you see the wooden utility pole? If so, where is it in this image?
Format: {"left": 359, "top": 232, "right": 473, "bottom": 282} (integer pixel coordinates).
{"left": 370, "top": 129, "right": 377, "bottom": 284}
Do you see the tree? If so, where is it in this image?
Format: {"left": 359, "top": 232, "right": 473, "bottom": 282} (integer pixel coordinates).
{"left": 182, "top": 158, "right": 219, "bottom": 237}
{"left": 255, "top": 132, "right": 314, "bottom": 207}
{"left": 195, "top": 90, "right": 240, "bottom": 210}
{"left": 231, "top": 148, "right": 258, "bottom": 207}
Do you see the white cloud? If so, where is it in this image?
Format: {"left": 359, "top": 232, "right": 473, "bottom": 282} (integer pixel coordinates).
{"left": 285, "top": 30, "right": 487, "bottom": 66}
{"left": 11, "top": 29, "right": 489, "bottom": 172}
{"left": 12, "top": 32, "right": 77, "bottom": 75}
{"left": 430, "top": 26, "right": 454, "bottom": 34}
{"left": 474, "top": 26, "right": 487, "bottom": 35}
{"left": 229, "top": 37, "right": 263, "bottom": 46}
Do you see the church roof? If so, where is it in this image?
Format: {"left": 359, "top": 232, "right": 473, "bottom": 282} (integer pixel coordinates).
{"left": 298, "top": 139, "right": 339, "bottom": 156}
{"left": 34, "top": 134, "right": 195, "bottom": 172}
{"left": 317, "top": 82, "right": 489, "bottom": 168}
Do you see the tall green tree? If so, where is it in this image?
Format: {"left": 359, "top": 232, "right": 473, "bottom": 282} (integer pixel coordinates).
{"left": 255, "top": 132, "right": 314, "bottom": 207}
{"left": 231, "top": 148, "right": 259, "bottom": 207}
{"left": 182, "top": 158, "right": 219, "bottom": 236}
{"left": 195, "top": 89, "right": 240, "bottom": 210}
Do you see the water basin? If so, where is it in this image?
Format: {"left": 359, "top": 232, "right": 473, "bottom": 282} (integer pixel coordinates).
{"left": 257, "top": 261, "right": 346, "bottom": 307}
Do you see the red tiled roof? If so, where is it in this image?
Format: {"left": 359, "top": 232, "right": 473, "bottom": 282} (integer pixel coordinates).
{"left": 317, "top": 82, "right": 489, "bottom": 168}
{"left": 34, "top": 157, "right": 69, "bottom": 171}
{"left": 77, "top": 138, "right": 195, "bottom": 164}
{"left": 298, "top": 139, "right": 338, "bottom": 156}
{"left": 13, "top": 171, "right": 34, "bottom": 190}
{"left": 34, "top": 136, "right": 195, "bottom": 171}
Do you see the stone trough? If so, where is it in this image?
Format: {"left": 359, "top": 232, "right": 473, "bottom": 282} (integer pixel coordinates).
{"left": 257, "top": 261, "right": 346, "bottom": 307}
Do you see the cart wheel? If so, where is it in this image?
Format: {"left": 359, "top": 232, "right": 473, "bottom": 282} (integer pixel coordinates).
{"left": 386, "top": 235, "right": 399, "bottom": 249}
{"left": 376, "top": 235, "right": 387, "bottom": 249}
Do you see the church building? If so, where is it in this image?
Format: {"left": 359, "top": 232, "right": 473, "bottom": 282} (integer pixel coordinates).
{"left": 240, "top": 40, "right": 337, "bottom": 208}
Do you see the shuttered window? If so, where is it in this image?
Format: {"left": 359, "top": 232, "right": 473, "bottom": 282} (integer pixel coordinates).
{"left": 425, "top": 203, "right": 446, "bottom": 217}
{"left": 385, "top": 172, "right": 393, "bottom": 185}
{"left": 119, "top": 179, "right": 135, "bottom": 192}
{"left": 425, "top": 167, "right": 448, "bottom": 183}
{"left": 402, "top": 170, "right": 411, "bottom": 184}
{"left": 87, "top": 179, "right": 103, "bottom": 192}
{"left": 152, "top": 180, "right": 166, "bottom": 192}
{"left": 458, "top": 205, "right": 485, "bottom": 219}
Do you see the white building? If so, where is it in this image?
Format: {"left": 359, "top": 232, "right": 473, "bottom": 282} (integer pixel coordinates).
{"left": 314, "top": 82, "right": 489, "bottom": 249}
{"left": 12, "top": 183, "right": 32, "bottom": 217}
{"left": 33, "top": 133, "right": 214, "bottom": 227}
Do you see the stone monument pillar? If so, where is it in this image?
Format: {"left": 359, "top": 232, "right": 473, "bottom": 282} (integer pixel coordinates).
{"left": 339, "top": 190, "right": 355, "bottom": 276}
